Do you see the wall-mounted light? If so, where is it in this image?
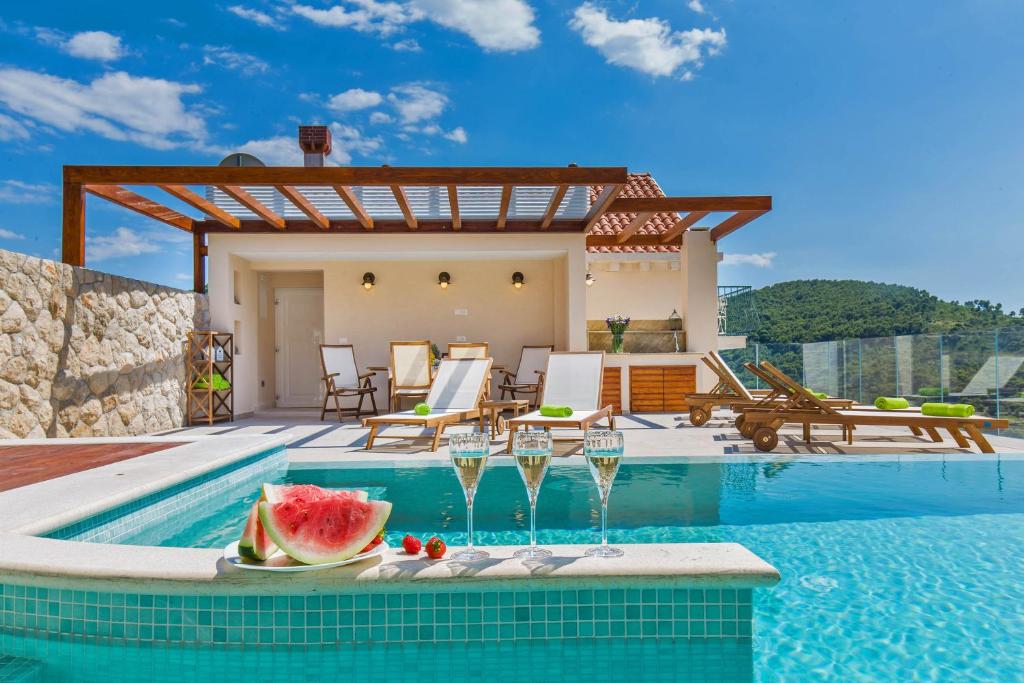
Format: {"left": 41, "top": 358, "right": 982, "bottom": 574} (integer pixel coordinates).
{"left": 438, "top": 271, "right": 451, "bottom": 289}
{"left": 362, "top": 272, "right": 376, "bottom": 290}
{"left": 585, "top": 272, "right": 596, "bottom": 287}
{"left": 512, "top": 271, "right": 525, "bottom": 289}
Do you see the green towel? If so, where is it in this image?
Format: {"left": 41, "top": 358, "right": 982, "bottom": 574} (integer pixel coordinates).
{"left": 413, "top": 403, "right": 431, "bottom": 416}
{"left": 194, "top": 373, "right": 230, "bottom": 391}
{"left": 803, "top": 388, "right": 828, "bottom": 399}
{"left": 539, "top": 405, "right": 573, "bottom": 418}
{"left": 874, "top": 397, "right": 909, "bottom": 410}
{"left": 921, "top": 403, "right": 975, "bottom": 418}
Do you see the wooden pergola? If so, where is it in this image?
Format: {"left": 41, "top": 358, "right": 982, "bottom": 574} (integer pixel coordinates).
{"left": 62, "top": 165, "right": 771, "bottom": 293}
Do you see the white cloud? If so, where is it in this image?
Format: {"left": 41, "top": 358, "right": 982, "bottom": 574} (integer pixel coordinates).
{"left": 201, "top": 45, "right": 269, "bottom": 76}
{"left": 444, "top": 126, "right": 467, "bottom": 143}
{"left": 391, "top": 38, "right": 421, "bottom": 52}
{"left": 0, "top": 180, "right": 56, "bottom": 204}
{"left": 722, "top": 252, "right": 776, "bottom": 268}
{"left": 291, "top": 0, "right": 421, "bottom": 36}
{"left": 387, "top": 83, "right": 447, "bottom": 123}
{"left": 173, "top": 272, "right": 192, "bottom": 281}
{"left": 409, "top": 0, "right": 539, "bottom": 52}
{"left": 0, "top": 68, "right": 207, "bottom": 150}
{"left": 0, "top": 228, "right": 25, "bottom": 240}
{"left": 227, "top": 5, "right": 283, "bottom": 29}
{"left": 687, "top": 0, "right": 706, "bottom": 14}
{"left": 328, "top": 88, "right": 383, "bottom": 112}
{"left": 369, "top": 111, "right": 393, "bottom": 124}
{"left": 569, "top": 3, "right": 726, "bottom": 79}
{"left": 330, "top": 122, "right": 383, "bottom": 161}
{"left": 88, "top": 227, "right": 163, "bottom": 262}
{"left": 64, "top": 31, "right": 124, "bottom": 61}
{"left": 0, "top": 113, "right": 31, "bottom": 141}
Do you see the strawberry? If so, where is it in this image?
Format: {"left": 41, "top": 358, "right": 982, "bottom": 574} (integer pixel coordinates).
{"left": 402, "top": 534, "right": 422, "bottom": 555}
{"left": 425, "top": 536, "right": 446, "bottom": 560}
{"left": 360, "top": 528, "right": 386, "bottom": 554}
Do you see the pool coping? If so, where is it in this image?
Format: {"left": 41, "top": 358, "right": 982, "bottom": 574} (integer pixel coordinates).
{"left": 0, "top": 433, "right": 780, "bottom": 593}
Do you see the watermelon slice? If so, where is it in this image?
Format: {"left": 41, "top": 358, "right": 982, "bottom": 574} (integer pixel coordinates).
{"left": 258, "top": 486, "right": 392, "bottom": 565}
{"left": 238, "top": 484, "right": 368, "bottom": 561}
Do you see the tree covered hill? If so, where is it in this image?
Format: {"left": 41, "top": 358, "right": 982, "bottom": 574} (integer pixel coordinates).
{"left": 744, "top": 280, "right": 1024, "bottom": 344}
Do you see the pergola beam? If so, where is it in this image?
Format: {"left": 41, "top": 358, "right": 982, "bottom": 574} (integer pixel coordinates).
{"left": 660, "top": 211, "right": 710, "bottom": 244}
{"left": 390, "top": 186, "right": 418, "bottom": 229}
{"left": 85, "top": 185, "right": 193, "bottom": 231}
{"left": 332, "top": 185, "right": 373, "bottom": 229}
{"left": 195, "top": 218, "right": 589, "bottom": 234}
{"left": 158, "top": 184, "right": 239, "bottom": 229}
{"left": 615, "top": 212, "right": 655, "bottom": 244}
{"left": 217, "top": 185, "right": 285, "bottom": 229}
{"left": 275, "top": 185, "right": 329, "bottom": 229}
{"left": 496, "top": 185, "right": 512, "bottom": 230}
{"left": 540, "top": 185, "right": 569, "bottom": 229}
{"left": 446, "top": 185, "right": 461, "bottom": 230}
{"left": 608, "top": 196, "right": 772, "bottom": 213}
{"left": 583, "top": 184, "right": 625, "bottom": 231}
{"left": 710, "top": 210, "right": 770, "bottom": 241}
{"left": 65, "top": 166, "right": 628, "bottom": 187}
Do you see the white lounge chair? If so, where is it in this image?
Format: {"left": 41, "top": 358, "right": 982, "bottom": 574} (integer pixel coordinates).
{"left": 506, "top": 351, "right": 614, "bottom": 452}
{"left": 389, "top": 340, "right": 432, "bottom": 412}
{"left": 319, "top": 344, "right": 378, "bottom": 421}
{"left": 498, "top": 345, "right": 552, "bottom": 408}
{"left": 363, "top": 358, "right": 493, "bottom": 452}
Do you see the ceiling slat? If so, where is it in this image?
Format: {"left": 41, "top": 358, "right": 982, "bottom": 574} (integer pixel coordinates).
{"left": 390, "top": 185, "right": 418, "bottom": 229}
{"left": 709, "top": 210, "right": 770, "bottom": 241}
{"left": 496, "top": 185, "right": 513, "bottom": 230}
{"left": 447, "top": 185, "right": 461, "bottom": 230}
{"left": 218, "top": 185, "right": 285, "bottom": 229}
{"left": 540, "top": 185, "right": 569, "bottom": 229}
{"left": 659, "top": 211, "right": 710, "bottom": 244}
{"left": 158, "top": 184, "right": 239, "bottom": 229}
{"left": 332, "top": 186, "right": 373, "bottom": 229}
{"left": 583, "top": 184, "right": 625, "bottom": 232}
{"left": 275, "top": 185, "right": 329, "bottom": 229}
{"left": 615, "top": 212, "right": 655, "bottom": 244}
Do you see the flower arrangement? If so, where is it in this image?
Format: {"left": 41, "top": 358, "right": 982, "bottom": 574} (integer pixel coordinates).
{"left": 605, "top": 315, "right": 630, "bottom": 353}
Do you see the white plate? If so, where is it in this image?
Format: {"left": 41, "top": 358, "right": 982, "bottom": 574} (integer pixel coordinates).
{"left": 224, "top": 541, "right": 389, "bottom": 572}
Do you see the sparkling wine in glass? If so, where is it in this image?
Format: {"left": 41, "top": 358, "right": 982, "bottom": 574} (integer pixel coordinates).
{"left": 448, "top": 432, "right": 491, "bottom": 561}
{"left": 584, "top": 430, "right": 624, "bottom": 558}
{"left": 512, "top": 431, "right": 553, "bottom": 560}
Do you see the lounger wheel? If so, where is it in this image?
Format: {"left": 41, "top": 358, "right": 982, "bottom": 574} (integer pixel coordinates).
{"left": 689, "top": 407, "right": 710, "bottom": 427}
{"left": 752, "top": 427, "right": 779, "bottom": 452}
{"left": 495, "top": 414, "right": 506, "bottom": 436}
{"left": 734, "top": 413, "right": 746, "bottom": 432}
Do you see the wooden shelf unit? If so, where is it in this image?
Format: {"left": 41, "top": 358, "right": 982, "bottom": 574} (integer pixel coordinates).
{"left": 629, "top": 365, "right": 697, "bottom": 413}
{"left": 187, "top": 331, "right": 234, "bottom": 425}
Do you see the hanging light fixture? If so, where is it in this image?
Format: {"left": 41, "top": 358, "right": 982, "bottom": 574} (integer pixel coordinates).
{"left": 585, "top": 272, "right": 596, "bottom": 287}
{"left": 362, "top": 272, "right": 376, "bottom": 290}
{"left": 512, "top": 271, "right": 525, "bottom": 289}
{"left": 438, "top": 272, "right": 451, "bottom": 289}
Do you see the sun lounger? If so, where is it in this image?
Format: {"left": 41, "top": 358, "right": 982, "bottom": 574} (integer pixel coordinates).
{"left": 739, "top": 361, "right": 1007, "bottom": 453}
{"left": 363, "top": 357, "right": 493, "bottom": 452}
{"left": 505, "top": 351, "right": 614, "bottom": 453}
{"left": 498, "top": 345, "right": 552, "bottom": 408}
{"left": 319, "top": 344, "right": 378, "bottom": 421}
{"left": 389, "top": 340, "right": 433, "bottom": 412}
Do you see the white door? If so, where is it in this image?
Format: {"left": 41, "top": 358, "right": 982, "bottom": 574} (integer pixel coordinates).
{"left": 275, "top": 288, "right": 324, "bottom": 407}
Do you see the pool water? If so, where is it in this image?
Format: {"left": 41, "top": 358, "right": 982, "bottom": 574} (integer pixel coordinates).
{"left": 20, "top": 456, "right": 1024, "bottom": 681}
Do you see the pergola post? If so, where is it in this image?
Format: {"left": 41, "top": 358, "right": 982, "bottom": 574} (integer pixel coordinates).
{"left": 193, "top": 232, "right": 207, "bottom": 294}
{"left": 62, "top": 181, "right": 85, "bottom": 266}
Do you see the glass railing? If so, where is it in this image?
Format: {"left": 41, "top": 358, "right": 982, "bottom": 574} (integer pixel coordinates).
{"left": 720, "top": 327, "right": 1024, "bottom": 438}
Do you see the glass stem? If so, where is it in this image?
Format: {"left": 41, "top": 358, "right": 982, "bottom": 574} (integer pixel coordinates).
{"left": 600, "top": 497, "right": 609, "bottom": 547}
{"left": 466, "top": 499, "right": 474, "bottom": 551}
{"left": 529, "top": 495, "right": 538, "bottom": 548}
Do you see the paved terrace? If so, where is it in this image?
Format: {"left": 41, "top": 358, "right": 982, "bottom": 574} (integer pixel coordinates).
{"left": 163, "top": 409, "right": 1024, "bottom": 465}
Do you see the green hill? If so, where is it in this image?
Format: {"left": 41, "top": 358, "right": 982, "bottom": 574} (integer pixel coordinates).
{"left": 744, "top": 280, "right": 1024, "bottom": 344}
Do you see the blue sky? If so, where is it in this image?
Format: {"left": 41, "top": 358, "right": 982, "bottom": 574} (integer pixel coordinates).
{"left": 0, "top": 1, "right": 1021, "bottom": 309}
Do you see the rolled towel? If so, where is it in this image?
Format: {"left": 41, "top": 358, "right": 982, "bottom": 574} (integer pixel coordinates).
{"left": 921, "top": 403, "right": 975, "bottom": 418}
{"left": 414, "top": 402, "right": 431, "bottom": 416}
{"left": 539, "top": 405, "right": 573, "bottom": 418}
{"left": 874, "top": 397, "right": 909, "bottom": 410}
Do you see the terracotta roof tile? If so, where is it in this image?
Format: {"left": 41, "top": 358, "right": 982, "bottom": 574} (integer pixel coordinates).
{"left": 587, "top": 173, "right": 681, "bottom": 254}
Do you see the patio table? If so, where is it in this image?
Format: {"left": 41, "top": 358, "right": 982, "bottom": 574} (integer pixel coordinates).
{"left": 478, "top": 398, "right": 530, "bottom": 439}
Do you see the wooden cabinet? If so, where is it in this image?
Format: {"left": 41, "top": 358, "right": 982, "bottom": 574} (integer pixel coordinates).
{"left": 601, "top": 367, "right": 622, "bottom": 414}
{"left": 629, "top": 365, "right": 696, "bottom": 413}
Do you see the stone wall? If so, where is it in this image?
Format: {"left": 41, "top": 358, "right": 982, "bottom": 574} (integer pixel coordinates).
{"left": 0, "top": 249, "right": 209, "bottom": 438}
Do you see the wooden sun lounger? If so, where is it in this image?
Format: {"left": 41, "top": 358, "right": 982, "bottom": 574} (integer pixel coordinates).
{"left": 362, "top": 358, "right": 492, "bottom": 452}
{"left": 739, "top": 361, "right": 1007, "bottom": 453}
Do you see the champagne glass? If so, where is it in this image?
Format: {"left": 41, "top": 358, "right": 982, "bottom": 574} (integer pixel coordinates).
{"left": 584, "top": 430, "right": 625, "bottom": 558}
{"left": 448, "top": 432, "right": 491, "bottom": 561}
{"left": 512, "top": 430, "right": 553, "bottom": 560}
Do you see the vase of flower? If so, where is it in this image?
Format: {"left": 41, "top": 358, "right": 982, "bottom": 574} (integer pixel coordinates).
{"left": 605, "top": 315, "right": 630, "bottom": 353}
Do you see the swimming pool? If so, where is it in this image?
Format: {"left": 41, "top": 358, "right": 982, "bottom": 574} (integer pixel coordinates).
{"left": 10, "top": 454, "right": 1024, "bottom": 681}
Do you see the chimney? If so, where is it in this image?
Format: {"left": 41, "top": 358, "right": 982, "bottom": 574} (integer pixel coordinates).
{"left": 298, "top": 125, "right": 332, "bottom": 167}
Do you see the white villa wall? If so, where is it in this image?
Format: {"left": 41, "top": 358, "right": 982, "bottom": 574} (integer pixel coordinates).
{"left": 585, "top": 262, "right": 683, "bottom": 321}
{"left": 207, "top": 232, "right": 586, "bottom": 414}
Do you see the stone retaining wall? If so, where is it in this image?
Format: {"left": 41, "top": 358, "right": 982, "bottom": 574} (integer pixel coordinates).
{"left": 0, "top": 249, "right": 209, "bottom": 438}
